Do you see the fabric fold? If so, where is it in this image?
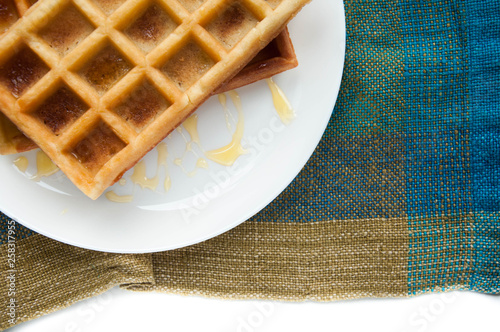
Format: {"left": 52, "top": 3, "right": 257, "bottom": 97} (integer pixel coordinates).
{"left": 0, "top": 230, "right": 154, "bottom": 330}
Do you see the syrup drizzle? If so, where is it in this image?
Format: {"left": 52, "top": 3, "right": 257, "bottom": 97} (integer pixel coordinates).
{"left": 105, "top": 191, "right": 133, "bottom": 203}
{"left": 171, "top": 114, "right": 209, "bottom": 177}
{"left": 13, "top": 156, "right": 29, "bottom": 172}
{"left": 196, "top": 158, "right": 208, "bottom": 169}
{"left": 218, "top": 93, "right": 234, "bottom": 130}
{"left": 173, "top": 156, "right": 196, "bottom": 177}
{"left": 266, "top": 78, "right": 294, "bottom": 124}
{"left": 130, "top": 142, "right": 169, "bottom": 191}
{"left": 13, "top": 151, "right": 59, "bottom": 180}
{"left": 183, "top": 114, "right": 201, "bottom": 146}
{"left": 205, "top": 91, "right": 247, "bottom": 166}
{"left": 32, "top": 150, "right": 59, "bottom": 180}
{"left": 106, "top": 142, "right": 170, "bottom": 202}
{"left": 157, "top": 142, "right": 171, "bottom": 191}
{"left": 130, "top": 160, "right": 159, "bottom": 190}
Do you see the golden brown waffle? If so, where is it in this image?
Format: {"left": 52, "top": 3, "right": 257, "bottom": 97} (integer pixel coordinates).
{"left": 214, "top": 26, "right": 297, "bottom": 93}
{"left": 0, "top": 0, "right": 39, "bottom": 154}
{"left": 0, "top": 0, "right": 34, "bottom": 35}
{"left": 0, "top": 0, "right": 309, "bottom": 199}
{"left": 0, "top": 111, "right": 37, "bottom": 153}
{"left": 0, "top": 27, "right": 297, "bottom": 154}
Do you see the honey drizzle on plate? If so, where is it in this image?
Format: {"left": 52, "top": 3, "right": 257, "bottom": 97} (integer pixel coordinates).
{"left": 13, "top": 150, "right": 59, "bottom": 181}
{"left": 107, "top": 142, "right": 170, "bottom": 202}
{"left": 266, "top": 78, "right": 295, "bottom": 124}
{"left": 157, "top": 142, "right": 171, "bottom": 191}
{"left": 13, "top": 156, "right": 29, "bottom": 172}
{"left": 130, "top": 142, "right": 169, "bottom": 191}
{"left": 31, "top": 151, "right": 59, "bottom": 180}
{"left": 218, "top": 93, "right": 235, "bottom": 130}
{"left": 105, "top": 191, "right": 133, "bottom": 203}
{"left": 205, "top": 91, "right": 247, "bottom": 166}
{"left": 130, "top": 160, "right": 159, "bottom": 190}
{"left": 172, "top": 114, "right": 209, "bottom": 177}
{"left": 183, "top": 114, "right": 201, "bottom": 146}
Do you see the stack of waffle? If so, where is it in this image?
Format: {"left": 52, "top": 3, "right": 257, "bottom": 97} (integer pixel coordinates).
{"left": 0, "top": 0, "right": 309, "bottom": 199}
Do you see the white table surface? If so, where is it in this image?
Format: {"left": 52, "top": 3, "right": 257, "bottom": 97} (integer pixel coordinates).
{"left": 8, "top": 288, "right": 500, "bottom": 331}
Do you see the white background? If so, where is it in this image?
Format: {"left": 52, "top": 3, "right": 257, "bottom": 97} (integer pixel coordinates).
{"left": 8, "top": 288, "right": 500, "bottom": 331}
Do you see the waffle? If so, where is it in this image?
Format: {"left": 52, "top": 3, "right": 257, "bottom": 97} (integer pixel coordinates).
{"left": 0, "top": 0, "right": 309, "bottom": 199}
{"left": 0, "top": 0, "right": 33, "bottom": 35}
{"left": 0, "top": 26, "right": 297, "bottom": 154}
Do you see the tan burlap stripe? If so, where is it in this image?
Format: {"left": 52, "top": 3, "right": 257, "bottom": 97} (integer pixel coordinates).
{"left": 408, "top": 213, "right": 474, "bottom": 296}
{"left": 0, "top": 234, "right": 154, "bottom": 330}
{"left": 127, "top": 218, "right": 409, "bottom": 301}
{"left": 1, "top": 217, "right": 408, "bottom": 329}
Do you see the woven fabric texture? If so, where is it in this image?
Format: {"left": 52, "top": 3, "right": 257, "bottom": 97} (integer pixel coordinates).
{"left": 1, "top": 0, "right": 499, "bottom": 330}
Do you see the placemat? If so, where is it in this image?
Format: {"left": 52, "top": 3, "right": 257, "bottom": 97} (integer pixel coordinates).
{"left": 1, "top": 0, "right": 499, "bottom": 329}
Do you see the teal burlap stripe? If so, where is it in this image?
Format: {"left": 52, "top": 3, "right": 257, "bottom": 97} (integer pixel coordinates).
{"left": 401, "top": 0, "right": 473, "bottom": 295}
{"left": 0, "top": 212, "right": 34, "bottom": 244}
{"left": 466, "top": 0, "right": 500, "bottom": 293}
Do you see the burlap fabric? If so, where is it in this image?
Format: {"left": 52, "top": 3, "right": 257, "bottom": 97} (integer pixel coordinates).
{"left": 1, "top": 0, "right": 499, "bottom": 330}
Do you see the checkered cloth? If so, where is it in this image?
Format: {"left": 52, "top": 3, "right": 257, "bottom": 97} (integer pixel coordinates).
{"left": 1, "top": 0, "right": 499, "bottom": 329}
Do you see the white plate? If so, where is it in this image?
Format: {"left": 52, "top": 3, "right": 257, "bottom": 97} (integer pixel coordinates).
{"left": 0, "top": 0, "right": 345, "bottom": 253}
